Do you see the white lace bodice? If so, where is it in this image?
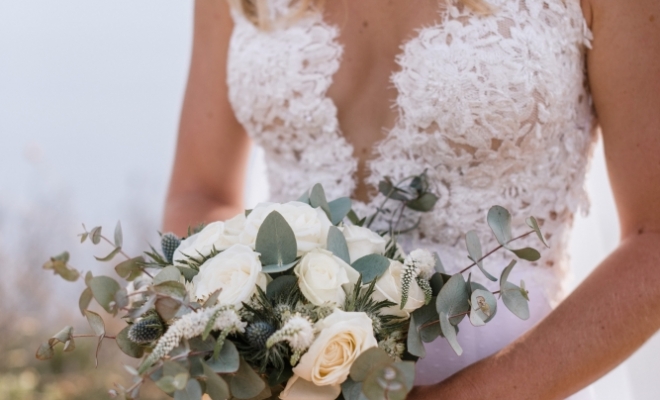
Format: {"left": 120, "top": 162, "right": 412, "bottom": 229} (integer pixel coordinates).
{"left": 226, "top": 0, "right": 597, "bottom": 305}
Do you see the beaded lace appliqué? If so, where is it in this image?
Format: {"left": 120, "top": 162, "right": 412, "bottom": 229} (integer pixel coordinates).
{"left": 227, "top": 0, "right": 597, "bottom": 304}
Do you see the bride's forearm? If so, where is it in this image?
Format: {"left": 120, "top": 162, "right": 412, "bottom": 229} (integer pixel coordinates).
{"left": 411, "top": 231, "right": 660, "bottom": 400}
{"left": 163, "top": 191, "right": 243, "bottom": 236}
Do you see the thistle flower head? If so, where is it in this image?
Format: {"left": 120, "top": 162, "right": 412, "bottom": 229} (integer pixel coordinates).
{"left": 161, "top": 233, "right": 181, "bottom": 264}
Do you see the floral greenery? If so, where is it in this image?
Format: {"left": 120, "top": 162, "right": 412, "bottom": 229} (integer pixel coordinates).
{"left": 36, "top": 172, "right": 546, "bottom": 400}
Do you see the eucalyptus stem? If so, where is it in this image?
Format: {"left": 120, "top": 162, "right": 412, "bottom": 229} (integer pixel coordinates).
{"left": 72, "top": 334, "right": 116, "bottom": 340}
{"left": 459, "top": 230, "right": 536, "bottom": 274}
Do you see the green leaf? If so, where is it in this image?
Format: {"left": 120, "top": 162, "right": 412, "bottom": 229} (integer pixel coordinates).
{"left": 487, "top": 206, "right": 513, "bottom": 246}
{"left": 153, "top": 281, "right": 187, "bottom": 299}
{"left": 327, "top": 226, "right": 350, "bottom": 264}
{"left": 297, "top": 189, "right": 310, "bottom": 204}
{"left": 78, "top": 287, "right": 93, "bottom": 316}
{"left": 469, "top": 289, "right": 497, "bottom": 326}
{"left": 433, "top": 252, "right": 446, "bottom": 273}
{"left": 500, "top": 260, "right": 517, "bottom": 287}
{"left": 502, "top": 282, "right": 530, "bottom": 320}
{"left": 177, "top": 266, "right": 198, "bottom": 281}
{"left": 378, "top": 178, "right": 409, "bottom": 201}
{"left": 406, "top": 314, "right": 426, "bottom": 358}
{"left": 526, "top": 216, "right": 549, "bottom": 247}
{"left": 153, "top": 265, "right": 182, "bottom": 285}
{"left": 155, "top": 297, "right": 182, "bottom": 321}
{"left": 328, "top": 197, "right": 352, "bottom": 225}
{"left": 351, "top": 254, "right": 390, "bottom": 284}
{"left": 341, "top": 378, "right": 369, "bottom": 400}
{"left": 202, "top": 362, "right": 230, "bottom": 400}
{"left": 94, "top": 246, "right": 122, "bottom": 262}
{"left": 35, "top": 342, "right": 54, "bottom": 360}
{"left": 362, "top": 363, "right": 410, "bottom": 400}
{"left": 84, "top": 310, "right": 105, "bottom": 336}
{"left": 393, "top": 361, "right": 416, "bottom": 393}
{"left": 309, "top": 183, "right": 332, "bottom": 219}
{"left": 347, "top": 209, "right": 362, "bottom": 226}
{"left": 115, "top": 257, "right": 144, "bottom": 281}
{"left": 89, "top": 276, "right": 121, "bottom": 313}
{"left": 156, "top": 373, "right": 189, "bottom": 393}
{"left": 411, "top": 302, "right": 441, "bottom": 343}
{"left": 350, "top": 347, "right": 393, "bottom": 382}
{"left": 43, "top": 252, "right": 80, "bottom": 282}
{"left": 266, "top": 275, "right": 298, "bottom": 300}
{"left": 255, "top": 211, "right": 297, "bottom": 266}
{"left": 261, "top": 260, "right": 298, "bottom": 274}
{"left": 511, "top": 247, "right": 541, "bottom": 261}
{"left": 90, "top": 226, "right": 102, "bottom": 245}
{"left": 205, "top": 340, "right": 240, "bottom": 373}
{"left": 79, "top": 231, "right": 88, "bottom": 243}
{"left": 116, "top": 325, "right": 144, "bottom": 358}
{"left": 435, "top": 273, "right": 470, "bottom": 326}
{"left": 465, "top": 230, "right": 496, "bottom": 281}
{"left": 174, "top": 379, "right": 202, "bottom": 400}
{"left": 114, "top": 221, "right": 123, "bottom": 248}
{"left": 228, "top": 358, "right": 266, "bottom": 399}
{"left": 406, "top": 192, "right": 439, "bottom": 212}
{"left": 439, "top": 311, "right": 462, "bottom": 356}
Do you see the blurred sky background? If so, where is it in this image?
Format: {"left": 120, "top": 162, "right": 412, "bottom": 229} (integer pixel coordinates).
{"left": 0, "top": 1, "right": 658, "bottom": 399}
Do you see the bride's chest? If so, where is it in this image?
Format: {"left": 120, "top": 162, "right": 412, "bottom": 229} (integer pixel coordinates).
{"left": 226, "top": 0, "right": 591, "bottom": 149}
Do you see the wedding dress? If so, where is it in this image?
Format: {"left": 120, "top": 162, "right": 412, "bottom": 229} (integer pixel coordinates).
{"left": 226, "top": 0, "right": 597, "bottom": 397}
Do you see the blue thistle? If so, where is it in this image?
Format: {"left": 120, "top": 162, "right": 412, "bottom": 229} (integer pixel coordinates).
{"left": 161, "top": 233, "right": 181, "bottom": 264}
{"left": 246, "top": 321, "right": 276, "bottom": 349}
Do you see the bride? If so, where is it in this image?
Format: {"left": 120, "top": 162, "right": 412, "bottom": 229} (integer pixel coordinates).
{"left": 163, "top": 0, "right": 659, "bottom": 398}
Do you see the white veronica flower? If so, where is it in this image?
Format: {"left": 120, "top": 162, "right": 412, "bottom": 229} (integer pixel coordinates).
{"left": 405, "top": 248, "right": 436, "bottom": 279}
{"left": 266, "top": 313, "right": 315, "bottom": 351}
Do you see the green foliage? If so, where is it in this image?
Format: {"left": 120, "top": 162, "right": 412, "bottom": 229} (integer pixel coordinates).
{"left": 526, "top": 216, "right": 549, "bottom": 247}
{"left": 35, "top": 326, "right": 75, "bottom": 360}
{"left": 205, "top": 340, "right": 240, "bottom": 373}
{"left": 465, "top": 230, "right": 497, "bottom": 281}
{"left": 309, "top": 183, "right": 332, "bottom": 220}
{"left": 488, "top": 206, "right": 543, "bottom": 261}
{"left": 227, "top": 358, "right": 267, "bottom": 400}
{"left": 255, "top": 211, "right": 297, "bottom": 268}
{"left": 328, "top": 196, "right": 352, "bottom": 225}
{"left": 351, "top": 254, "right": 390, "bottom": 284}
{"left": 435, "top": 273, "right": 470, "bottom": 326}
{"left": 349, "top": 348, "right": 414, "bottom": 400}
{"left": 43, "top": 251, "right": 80, "bottom": 281}
{"left": 115, "top": 256, "right": 144, "bottom": 281}
{"left": 88, "top": 276, "right": 121, "bottom": 314}
{"left": 202, "top": 361, "right": 231, "bottom": 400}
{"left": 439, "top": 311, "right": 462, "bottom": 356}
{"left": 174, "top": 379, "right": 203, "bottom": 400}
{"left": 327, "top": 226, "right": 350, "bottom": 263}
{"left": 469, "top": 289, "right": 498, "bottom": 326}
{"left": 116, "top": 325, "right": 145, "bottom": 358}
{"left": 153, "top": 265, "right": 182, "bottom": 285}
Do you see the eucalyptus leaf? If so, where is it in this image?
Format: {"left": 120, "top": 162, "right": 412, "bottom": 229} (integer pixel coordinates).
{"left": 177, "top": 266, "right": 198, "bottom": 282}
{"left": 362, "top": 364, "right": 409, "bottom": 400}
{"left": 115, "top": 257, "right": 144, "bottom": 281}
{"left": 341, "top": 378, "right": 369, "bottom": 400}
{"left": 394, "top": 361, "right": 416, "bottom": 392}
{"left": 297, "top": 189, "right": 310, "bottom": 204}
{"left": 202, "top": 362, "right": 230, "bottom": 400}
{"left": 116, "top": 325, "right": 144, "bottom": 358}
{"left": 469, "top": 289, "right": 497, "bottom": 326}
{"left": 526, "top": 216, "right": 549, "bottom": 247}
{"left": 433, "top": 252, "right": 446, "bottom": 273}
{"left": 156, "top": 373, "right": 188, "bottom": 393}
{"left": 351, "top": 254, "right": 390, "bottom": 284}
{"left": 350, "top": 347, "right": 393, "bottom": 382}
{"left": 261, "top": 260, "right": 298, "bottom": 273}
{"left": 406, "top": 192, "right": 439, "bottom": 212}
{"left": 155, "top": 297, "right": 182, "bottom": 321}
{"left": 89, "top": 276, "right": 121, "bottom": 313}
{"left": 255, "top": 211, "right": 297, "bottom": 267}
{"left": 173, "top": 379, "right": 202, "bottom": 400}
{"left": 435, "top": 273, "right": 470, "bottom": 326}
{"left": 378, "top": 179, "right": 409, "bottom": 201}
{"left": 501, "top": 282, "right": 530, "bottom": 320}
{"left": 35, "top": 342, "right": 54, "bottom": 360}
{"left": 228, "top": 358, "right": 266, "bottom": 399}
{"left": 429, "top": 273, "right": 444, "bottom": 296}
{"left": 327, "top": 226, "right": 350, "bottom": 264}
{"left": 114, "top": 221, "right": 123, "bottom": 248}
{"left": 406, "top": 314, "right": 426, "bottom": 358}
{"left": 465, "top": 230, "right": 496, "bottom": 281}
{"left": 90, "top": 226, "right": 102, "bottom": 245}
{"left": 84, "top": 310, "right": 105, "bottom": 336}
{"left": 78, "top": 287, "right": 93, "bottom": 316}
{"left": 511, "top": 247, "right": 541, "bottom": 261}
{"left": 205, "top": 340, "right": 240, "bottom": 374}
{"left": 499, "top": 260, "right": 517, "bottom": 288}
{"left": 153, "top": 281, "right": 187, "bottom": 299}
{"left": 266, "top": 275, "right": 298, "bottom": 300}
{"left": 487, "top": 206, "right": 513, "bottom": 246}
{"left": 43, "top": 253, "right": 80, "bottom": 282}
{"left": 153, "top": 265, "right": 182, "bottom": 285}
{"left": 411, "top": 302, "right": 441, "bottom": 343}
{"left": 328, "top": 197, "right": 352, "bottom": 225}
{"left": 309, "top": 183, "right": 331, "bottom": 219}
{"left": 439, "top": 311, "right": 462, "bottom": 356}
{"left": 94, "top": 246, "right": 122, "bottom": 262}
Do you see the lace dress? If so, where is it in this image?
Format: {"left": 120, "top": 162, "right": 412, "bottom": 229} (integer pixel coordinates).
{"left": 227, "top": 0, "right": 597, "bottom": 396}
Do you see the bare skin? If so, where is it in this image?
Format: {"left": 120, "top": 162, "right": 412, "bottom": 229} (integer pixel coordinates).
{"left": 164, "top": 0, "right": 660, "bottom": 398}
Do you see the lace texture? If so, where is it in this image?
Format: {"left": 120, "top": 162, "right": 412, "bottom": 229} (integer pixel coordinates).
{"left": 227, "top": 0, "right": 597, "bottom": 305}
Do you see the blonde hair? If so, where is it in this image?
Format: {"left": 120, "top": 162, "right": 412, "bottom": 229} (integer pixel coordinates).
{"left": 229, "top": 0, "right": 491, "bottom": 29}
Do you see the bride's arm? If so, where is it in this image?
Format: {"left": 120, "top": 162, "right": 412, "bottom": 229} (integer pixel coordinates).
{"left": 411, "top": 0, "right": 660, "bottom": 398}
{"left": 164, "top": 0, "right": 251, "bottom": 235}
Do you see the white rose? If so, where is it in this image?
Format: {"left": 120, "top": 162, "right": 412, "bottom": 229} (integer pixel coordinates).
{"left": 294, "top": 249, "right": 360, "bottom": 307}
{"left": 341, "top": 225, "right": 387, "bottom": 263}
{"left": 173, "top": 214, "right": 246, "bottom": 266}
{"left": 241, "top": 201, "right": 332, "bottom": 255}
{"left": 372, "top": 260, "right": 425, "bottom": 318}
{"left": 280, "top": 310, "right": 378, "bottom": 400}
{"left": 191, "top": 244, "right": 267, "bottom": 305}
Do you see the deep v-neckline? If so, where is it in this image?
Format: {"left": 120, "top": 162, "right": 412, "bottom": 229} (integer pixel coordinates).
{"left": 316, "top": 2, "right": 450, "bottom": 203}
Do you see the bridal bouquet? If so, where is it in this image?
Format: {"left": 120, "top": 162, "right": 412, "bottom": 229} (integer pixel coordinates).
{"left": 37, "top": 172, "right": 546, "bottom": 400}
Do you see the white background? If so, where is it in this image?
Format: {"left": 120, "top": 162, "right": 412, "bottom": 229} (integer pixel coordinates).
{"left": 1, "top": 1, "right": 658, "bottom": 398}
